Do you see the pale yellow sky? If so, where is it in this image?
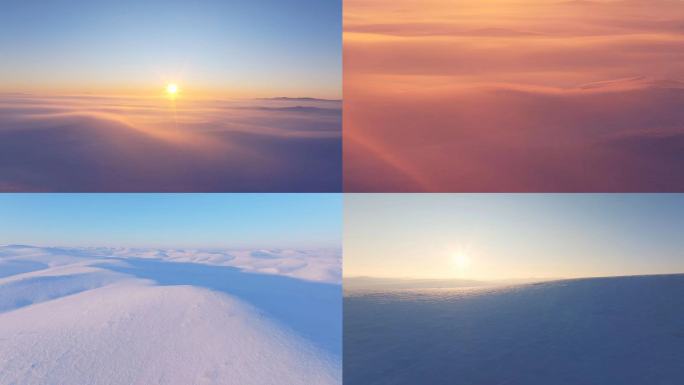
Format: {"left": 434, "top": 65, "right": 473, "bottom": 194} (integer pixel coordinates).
{"left": 344, "top": 194, "right": 684, "bottom": 281}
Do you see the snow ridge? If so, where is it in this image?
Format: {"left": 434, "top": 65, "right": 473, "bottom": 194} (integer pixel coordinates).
{"left": 0, "top": 245, "right": 341, "bottom": 385}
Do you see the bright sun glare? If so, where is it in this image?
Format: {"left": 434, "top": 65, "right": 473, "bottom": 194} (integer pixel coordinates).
{"left": 166, "top": 83, "right": 179, "bottom": 95}
{"left": 451, "top": 253, "right": 472, "bottom": 272}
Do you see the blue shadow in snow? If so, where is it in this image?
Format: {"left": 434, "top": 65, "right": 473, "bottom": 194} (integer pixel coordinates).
{"left": 95, "top": 258, "right": 341, "bottom": 357}
{"left": 0, "top": 273, "right": 113, "bottom": 313}
{"left": 0, "top": 260, "right": 48, "bottom": 279}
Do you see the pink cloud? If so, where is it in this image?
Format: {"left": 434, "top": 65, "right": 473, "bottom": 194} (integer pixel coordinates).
{"left": 344, "top": 0, "right": 684, "bottom": 191}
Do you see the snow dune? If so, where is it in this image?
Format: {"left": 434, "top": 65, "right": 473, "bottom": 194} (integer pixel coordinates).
{"left": 344, "top": 274, "right": 684, "bottom": 385}
{"left": 0, "top": 245, "right": 341, "bottom": 385}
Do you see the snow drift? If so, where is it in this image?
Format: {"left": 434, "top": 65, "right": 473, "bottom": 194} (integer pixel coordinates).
{"left": 0, "top": 245, "right": 341, "bottom": 385}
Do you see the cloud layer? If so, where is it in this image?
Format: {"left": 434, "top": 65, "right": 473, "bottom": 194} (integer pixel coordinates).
{"left": 0, "top": 95, "right": 341, "bottom": 191}
{"left": 344, "top": 0, "right": 684, "bottom": 191}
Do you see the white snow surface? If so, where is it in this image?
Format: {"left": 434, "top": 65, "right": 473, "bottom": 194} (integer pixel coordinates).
{"left": 0, "top": 245, "right": 341, "bottom": 385}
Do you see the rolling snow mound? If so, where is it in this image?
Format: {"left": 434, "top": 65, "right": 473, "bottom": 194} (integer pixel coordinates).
{"left": 0, "top": 245, "right": 341, "bottom": 385}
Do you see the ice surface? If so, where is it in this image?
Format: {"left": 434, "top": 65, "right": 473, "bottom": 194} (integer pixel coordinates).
{"left": 344, "top": 275, "right": 684, "bottom": 385}
{"left": 0, "top": 245, "right": 341, "bottom": 385}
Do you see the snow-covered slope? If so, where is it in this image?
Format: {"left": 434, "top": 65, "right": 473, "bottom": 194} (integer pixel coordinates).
{"left": 0, "top": 245, "right": 341, "bottom": 385}
{"left": 344, "top": 274, "right": 684, "bottom": 385}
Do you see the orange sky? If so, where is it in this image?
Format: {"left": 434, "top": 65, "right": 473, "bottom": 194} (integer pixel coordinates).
{"left": 344, "top": 0, "right": 684, "bottom": 191}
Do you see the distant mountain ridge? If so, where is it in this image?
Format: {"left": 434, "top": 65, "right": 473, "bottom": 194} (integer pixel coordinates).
{"left": 344, "top": 276, "right": 486, "bottom": 291}
{"left": 257, "top": 97, "right": 341, "bottom": 102}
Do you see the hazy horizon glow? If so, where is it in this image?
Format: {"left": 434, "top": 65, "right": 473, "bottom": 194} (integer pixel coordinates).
{"left": 344, "top": 194, "right": 684, "bottom": 281}
{"left": 0, "top": 194, "right": 342, "bottom": 249}
{"left": 0, "top": 95, "right": 341, "bottom": 191}
{"left": 0, "top": 0, "right": 342, "bottom": 192}
{"left": 1, "top": 0, "right": 341, "bottom": 99}
{"left": 344, "top": 0, "right": 684, "bottom": 191}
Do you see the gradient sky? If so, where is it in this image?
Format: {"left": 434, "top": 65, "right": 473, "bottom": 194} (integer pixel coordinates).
{"left": 345, "top": 194, "right": 684, "bottom": 280}
{"left": 0, "top": 0, "right": 341, "bottom": 98}
{"left": 344, "top": 0, "right": 684, "bottom": 191}
{"left": 0, "top": 194, "right": 341, "bottom": 248}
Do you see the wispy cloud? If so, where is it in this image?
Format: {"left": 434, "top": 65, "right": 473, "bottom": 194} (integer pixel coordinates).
{"left": 344, "top": 0, "right": 684, "bottom": 191}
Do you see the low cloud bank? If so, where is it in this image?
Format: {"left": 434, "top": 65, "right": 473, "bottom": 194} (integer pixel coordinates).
{"left": 0, "top": 95, "right": 341, "bottom": 191}
{"left": 344, "top": 0, "right": 684, "bottom": 191}
{"left": 345, "top": 78, "right": 684, "bottom": 191}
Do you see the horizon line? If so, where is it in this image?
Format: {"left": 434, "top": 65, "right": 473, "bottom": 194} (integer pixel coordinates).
{"left": 344, "top": 272, "right": 684, "bottom": 283}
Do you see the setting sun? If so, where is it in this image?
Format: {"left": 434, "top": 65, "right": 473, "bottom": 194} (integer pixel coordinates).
{"left": 451, "top": 253, "right": 472, "bottom": 275}
{"left": 165, "top": 83, "right": 179, "bottom": 95}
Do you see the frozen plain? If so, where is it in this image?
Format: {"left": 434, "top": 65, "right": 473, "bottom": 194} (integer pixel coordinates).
{"left": 344, "top": 274, "right": 684, "bottom": 385}
{"left": 0, "top": 244, "right": 341, "bottom": 385}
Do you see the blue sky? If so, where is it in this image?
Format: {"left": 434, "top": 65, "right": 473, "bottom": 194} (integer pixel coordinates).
{"left": 345, "top": 194, "right": 684, "bottom": 280}
{"left": 0, "top": 0, "right": 341, "bottom": 97}
{"left": 0, "top": 194, "right": 342, "bottom": 248}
